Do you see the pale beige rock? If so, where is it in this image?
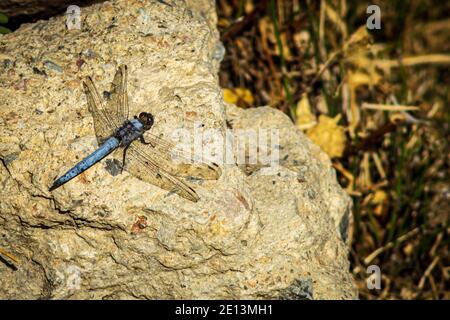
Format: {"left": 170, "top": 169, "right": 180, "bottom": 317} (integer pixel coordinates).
{"left": 0, "top": 0, "right": 356, "bottom": 299}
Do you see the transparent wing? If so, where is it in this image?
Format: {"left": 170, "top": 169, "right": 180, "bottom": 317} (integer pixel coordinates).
{"left": 106, "top": 64, "right": 129, "bottom": 124}
{"left": 83, "top": 77, "right": 118, "bottom": 144}
{"left": 126, "top": 142, "right": 200, "bottom": 202}
{"left": 140, "top": 132, "right": 222, "bottom": 179}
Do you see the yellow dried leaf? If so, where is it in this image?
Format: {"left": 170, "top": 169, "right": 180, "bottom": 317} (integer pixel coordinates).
{"left": 316, "top": 94, "right": 329, "bottom": 114}
{"left": 341, "top": 28, "right": 379, "bottom": 138}
{"left": 344, "top": 26, "right": 372, "bottom": 54}
{"left": 244, "top": 1, "right": 254, "bottom": 14}
{"left": 371, "top": 190, "right": 387, "bottom": 204}
{"left": 344, "top": 28, "right": 380, "bottom": 86}
{"left": 348, "top": 70, "right": 382, "bottom": 88}
{"left": 223, "top": 88, "right": 254, "bottom": 107}
{"left": 307, "top": 114, "right": 347, "bottom": 158}
{"left": 403, "top": 243, "right": 414, "bottom": 256}
{"left": 235, "top": 88, "right": 254, "bottom": 105}
{"left": 223, "top": 88, "right": 238, "bottom": 104}
{"left": 295, "top": 94, "right": 317, "bottom": 130}
{"left": 218, "top": 18, "right": 230, "bottom": 28}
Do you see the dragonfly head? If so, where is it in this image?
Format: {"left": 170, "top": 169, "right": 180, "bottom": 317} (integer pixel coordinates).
{"left": 138, "top": 112, "right": 154, "bottom": 131}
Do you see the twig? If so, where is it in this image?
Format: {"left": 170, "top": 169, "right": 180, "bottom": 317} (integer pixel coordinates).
{"left": 418, "top": 256, "right": 440, "bottom": 290}
{"left": 364, "top": 227, "right": 420, "bottom": 265}
{"left": 221, "top": 0, "right": 269, "bottom": 42}
{"left": 0, "top": 247, "right": 20, "bottom": 264}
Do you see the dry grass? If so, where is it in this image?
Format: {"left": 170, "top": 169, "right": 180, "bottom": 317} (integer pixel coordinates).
{"left": 217, "top": 0, "right": 449, "bottom": 300}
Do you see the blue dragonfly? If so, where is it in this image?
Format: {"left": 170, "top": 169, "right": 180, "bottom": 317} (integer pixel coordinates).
{"left": 49, "top": 65, "right": 221, "bottom": 202}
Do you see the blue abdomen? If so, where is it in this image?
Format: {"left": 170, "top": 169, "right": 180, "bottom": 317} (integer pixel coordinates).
{"left": 49, "top": 137, "right": 120, "bottom": 191}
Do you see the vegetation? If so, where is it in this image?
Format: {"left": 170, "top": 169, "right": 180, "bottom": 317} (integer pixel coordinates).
{"left": 0, "top": 12, "right": 11, "bottom": 34}
{"left": 218, "top": 0, "right": 449, "bottom": 299}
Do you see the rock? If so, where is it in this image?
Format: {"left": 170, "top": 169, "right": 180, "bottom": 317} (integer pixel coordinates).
{"left": 0, "top": 0, "right": 357, "bottom": 299}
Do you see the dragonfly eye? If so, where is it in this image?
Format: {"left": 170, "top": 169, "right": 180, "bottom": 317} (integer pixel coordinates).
{"left": 138, "top": 112, "right": 154, "bottom": 130}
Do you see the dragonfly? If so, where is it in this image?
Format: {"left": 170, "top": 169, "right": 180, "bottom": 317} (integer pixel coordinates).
{"left": 49, "top": 65, "right": 221, "bottom": 202}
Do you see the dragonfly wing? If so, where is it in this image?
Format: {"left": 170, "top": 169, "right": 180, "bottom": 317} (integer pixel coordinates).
{"left": 83, "top": 77, "right": 118, "bottom": 144}
{"left": 125, "top": 142, "right": 200, "bottom": 202}
{"left": 105, "top": 64, "right": 129, "bottom": 124}
{"left": 140, "top": 132, "right": 222, "bottom": 179}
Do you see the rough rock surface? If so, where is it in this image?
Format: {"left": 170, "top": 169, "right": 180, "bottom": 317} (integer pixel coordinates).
{"left": 0, "top": 0, "right": 357, "bottom": 299}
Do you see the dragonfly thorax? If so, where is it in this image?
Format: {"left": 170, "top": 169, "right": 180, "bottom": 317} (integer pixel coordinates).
{"left": 115, "top": 119, "right": 144, "bottom": 146}
{"left": 115, "top": 113, "right": 154, "bottom": 146}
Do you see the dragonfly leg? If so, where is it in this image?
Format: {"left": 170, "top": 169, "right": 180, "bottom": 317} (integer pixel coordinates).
{"left": 121, "top": 144, "right": 130, "bottom": 173}
{"left": 139, "top": 135, "right": 155, "bottom": 147}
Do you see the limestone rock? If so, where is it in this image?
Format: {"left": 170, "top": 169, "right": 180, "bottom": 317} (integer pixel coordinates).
{"left": 0, "top": 0, "right": 356, "bottom": 299}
